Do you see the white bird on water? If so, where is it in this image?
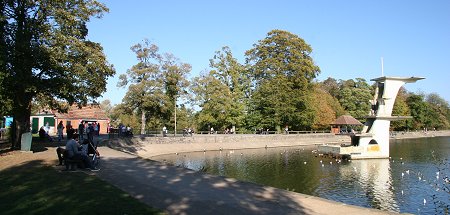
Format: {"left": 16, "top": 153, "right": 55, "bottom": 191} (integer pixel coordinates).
{"left": 303, "top": 161, "right": 307, "bottom": 165}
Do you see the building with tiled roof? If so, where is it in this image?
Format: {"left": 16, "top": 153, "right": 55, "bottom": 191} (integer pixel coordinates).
{"left": 31, "top": 104, "right": 110, "bottom": 135}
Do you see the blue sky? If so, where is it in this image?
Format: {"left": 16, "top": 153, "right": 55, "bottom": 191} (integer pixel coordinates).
{"left": 87, "top": 0, "right": 450, "bottom": 105}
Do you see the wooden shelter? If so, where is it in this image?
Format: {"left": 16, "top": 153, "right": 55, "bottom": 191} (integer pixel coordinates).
{"left": 330, "top": 115, "right": 362, "bottom": 134}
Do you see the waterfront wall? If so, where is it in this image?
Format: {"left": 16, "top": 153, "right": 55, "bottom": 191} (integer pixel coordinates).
{"left": 109, "top": 133, "right": 350, "bottom": 158}
{"left": 108, "top": 130, "right": 450, "bottom": 158}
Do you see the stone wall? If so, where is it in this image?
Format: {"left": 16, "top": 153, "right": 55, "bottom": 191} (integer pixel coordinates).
{"left": 110, "top": 134, "right": 351, "bottom": 158}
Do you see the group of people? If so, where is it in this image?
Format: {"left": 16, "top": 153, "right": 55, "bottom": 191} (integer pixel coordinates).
{"left": 182, "top": 127, "right": 194, "bottom": 136}
{"left": 223, "top": 127, "right": 235, "bottom": 134}
{"left": 57, "top": 133, "right": 99, "bottom": 171}
{"left": 41, "top": 120, "right": 101, "bottom": 144}
{"left": 55, "top": 120, "right": 102, "bottom": 171}
{"left": 117, "top": 124, "right": 133, "bottom": 137}
{"left": 78, "top": 121, "right": 100, "bottom": 144}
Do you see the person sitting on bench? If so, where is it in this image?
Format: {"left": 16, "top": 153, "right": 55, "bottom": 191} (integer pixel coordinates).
{"left": 65, "top": 134, "right": 98, "bottom": 171}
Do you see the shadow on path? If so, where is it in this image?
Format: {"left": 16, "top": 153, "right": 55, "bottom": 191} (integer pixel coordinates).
{"left": 97, "top": 151, "right": 308, "bottom": 215}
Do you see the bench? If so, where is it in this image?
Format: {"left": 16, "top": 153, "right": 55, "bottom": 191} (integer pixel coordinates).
{"left": 63, "top": 150, "right": 84, "bottom": 171}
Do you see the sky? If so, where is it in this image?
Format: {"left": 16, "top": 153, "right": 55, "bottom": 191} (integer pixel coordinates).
{"left": 87, "top": 0, "right": 450, "bottom": 105}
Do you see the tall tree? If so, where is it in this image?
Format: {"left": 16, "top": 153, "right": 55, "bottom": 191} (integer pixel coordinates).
{"left": 245, "top": 30, "right": 320, "bottom": 131}
{"left": 425, "top": 93, "right": 450, "bottom": 129}
{"left": 391, "top": 87, "right": 411, "bottom": 131}
{"left": 336, "top": 78, "right": 373, "bottom": 119}
{"left": 191, "top": 70, "right": 231, "bottom": 131}
{"left": 118, "top": 40, "right": 163, "bottom": 134}
{"left": 1, "top": 0, "right": 114, "bottom": 148}
{"left": 118, "top": 40, "right": 190, "bottom": 134}
{"left": 406, "top": 93, "right": 429, "bottom": 130}
{"left": 161, "top": 52, "right": 191, "bottom": 133}
{"left": 99, "top": 99, "right": 113, "bottom": 117}
{"left": 191, "top": 46, "right": 249, "bottom": 131}
{"left": 309, "top": 86, "right": 344, "bottom": 130}
{"left": 320, "top": 77, "right": 340, "bottom": 98}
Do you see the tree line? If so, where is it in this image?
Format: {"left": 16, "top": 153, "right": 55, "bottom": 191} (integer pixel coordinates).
{"left": 1, "top": 1, "right": 449, "bottom": 150}
{"left": 108, "top": 30, "right": 450, "bottom": 134}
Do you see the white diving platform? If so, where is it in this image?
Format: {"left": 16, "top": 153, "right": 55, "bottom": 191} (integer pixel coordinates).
{"left": 319, "top": 76, "right": 424, "bottom": 159}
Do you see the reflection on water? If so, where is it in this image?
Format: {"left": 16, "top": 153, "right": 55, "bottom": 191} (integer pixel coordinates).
{"left": 338, "top": 159, "right": 398, "bottom": 211}
{"left": 154, "top": 137, "right": 450, "bottom": 214}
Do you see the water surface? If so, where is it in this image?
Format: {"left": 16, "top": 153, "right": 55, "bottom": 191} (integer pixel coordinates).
{"left": 154, "top": 136, "right": 450, "bottom": 214}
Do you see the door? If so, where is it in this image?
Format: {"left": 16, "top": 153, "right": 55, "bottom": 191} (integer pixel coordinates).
{"left": 32, "top": 118, "right": 39, "bottom": 133}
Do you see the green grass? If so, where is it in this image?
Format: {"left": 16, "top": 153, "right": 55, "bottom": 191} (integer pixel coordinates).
{"left": 0, "top": 161, "right": 165, "bottom": 215}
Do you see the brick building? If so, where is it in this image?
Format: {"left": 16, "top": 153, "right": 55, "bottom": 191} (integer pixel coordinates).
{"left": 31, "top": 104, "right": 110, "bottom": 135}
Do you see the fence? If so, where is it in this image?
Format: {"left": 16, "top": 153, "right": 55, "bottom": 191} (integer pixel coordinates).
{"left": 108, "top": 128, "right": 331, "bottom": 138}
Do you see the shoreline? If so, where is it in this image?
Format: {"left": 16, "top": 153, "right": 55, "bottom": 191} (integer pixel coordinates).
{"left": 98, "top": 131, "right": 450, "bottom": 214}
{"left": 108, "top": 130, "right": 450, "bottom": 159}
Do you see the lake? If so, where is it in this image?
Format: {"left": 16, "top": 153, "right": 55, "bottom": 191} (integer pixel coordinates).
{"left": 153, "top": 136, "right": 450, "bottom": 214}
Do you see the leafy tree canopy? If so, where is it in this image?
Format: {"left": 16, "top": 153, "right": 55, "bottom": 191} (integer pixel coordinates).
{"left": 119, "top": 39, "right": 191, "bottom": 134}
{"left": 245, "top": 30, "right": 320, "bottom": 130}
{"left": 1, "top": 0, "right": 114, "bottom": 148}
{"left": 191, "top": 46, "right": 249, "bottom": 131}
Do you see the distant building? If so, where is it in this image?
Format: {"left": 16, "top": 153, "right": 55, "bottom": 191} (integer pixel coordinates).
{"left": 2, "top": 116, "right": 13, "bottom": 128}
{"left": 30, "top": 104, "right": 110, "bottom": 135}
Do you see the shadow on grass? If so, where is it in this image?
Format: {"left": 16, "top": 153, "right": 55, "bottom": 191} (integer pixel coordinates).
{"left": 0, "top": 160, "right": 164, "bottom": 215}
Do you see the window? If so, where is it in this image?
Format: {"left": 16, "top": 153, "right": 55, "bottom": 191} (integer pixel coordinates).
{"left": 43, "top": 117, "right": 55, "bottom": 126}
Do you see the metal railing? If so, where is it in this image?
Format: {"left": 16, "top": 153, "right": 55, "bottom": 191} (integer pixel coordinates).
{"left": 108, "top": 128, "right": 331, "bottom": 138}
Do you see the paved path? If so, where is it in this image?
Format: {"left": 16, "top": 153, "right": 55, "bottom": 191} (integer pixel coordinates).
{"left": 95, "top": 146, "right": 398, "bottom": 215}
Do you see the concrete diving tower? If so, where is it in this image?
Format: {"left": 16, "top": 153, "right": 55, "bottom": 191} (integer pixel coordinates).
{"left": 319, "top": 76, "right": 424, "bottom": 159}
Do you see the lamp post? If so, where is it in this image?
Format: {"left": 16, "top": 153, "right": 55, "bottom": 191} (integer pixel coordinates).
{"left": 174, "top": 96, "right": 177, "bottom": 137}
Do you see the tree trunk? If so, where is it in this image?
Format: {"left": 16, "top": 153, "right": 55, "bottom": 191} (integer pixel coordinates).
{"left": 140, "top": 111, "right": 146, "bottom": 135}
{"left": 11, "top": 104, "right": 31, "bottom": 149}
{"left": 10, "top": 2, "right": 33, "bottom": 149}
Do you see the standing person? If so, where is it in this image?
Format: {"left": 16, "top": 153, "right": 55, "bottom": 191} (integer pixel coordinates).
{"left": 97, "top": 123, "right": 100, "bottom": 136}
{"left": 87, "top": 123, "right": 94, "bottom": 143}
{"left": 57, "top": 121, "right": 65, "bottom": 142}
{"left": 78, "top": 121, "right": 84, "bottom": 142}
{"left": 67, "top": 125, "right": 75, "bottom": 140}
{"left": 118, "top": 123, "right": 122, "bottom": 137}
{"left": 162, "top": 126, "right": 167, "bottom": 137}
{"left": 44, "top": 122, "right": 50, "bottom": 136}
{"left": 121, "top": 125, "right": 126, "bottom": 137}
{"left": 93, "top": 122, "right": 98, "bottom": 137}
{"left": 66, "top": 123, "right": 74, "bottom": 139}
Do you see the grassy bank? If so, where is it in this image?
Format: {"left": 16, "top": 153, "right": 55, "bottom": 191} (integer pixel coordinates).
{"left": 0, "top": 161, "right": 164, "bottom": 215}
